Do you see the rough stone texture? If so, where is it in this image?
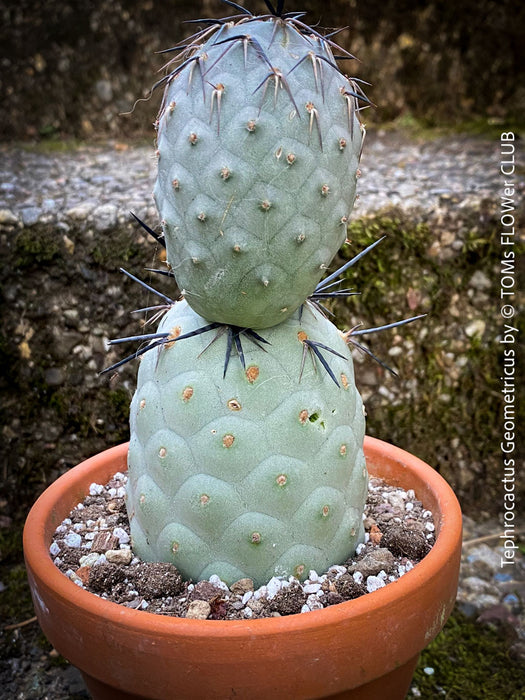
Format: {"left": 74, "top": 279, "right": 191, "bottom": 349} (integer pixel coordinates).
{"left": 1, "top": 1, "right": 523, "bottom": 141}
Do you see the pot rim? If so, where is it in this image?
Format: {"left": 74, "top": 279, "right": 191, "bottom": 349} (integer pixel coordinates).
{"left": 24, "top": 436, "right": 462, "bottom": 638}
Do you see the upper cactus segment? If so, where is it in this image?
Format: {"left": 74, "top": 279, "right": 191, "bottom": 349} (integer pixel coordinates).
{"left": 153, "top": 4, "right": 367, "bottom": 329}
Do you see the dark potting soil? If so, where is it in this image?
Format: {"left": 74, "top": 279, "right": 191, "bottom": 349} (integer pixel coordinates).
{"left": 49, "top": 472, "right": 435, "bottom": 620}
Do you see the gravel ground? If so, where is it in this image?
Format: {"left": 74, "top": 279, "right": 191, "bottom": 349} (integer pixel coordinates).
{"left": 0, "top": 131, "right": 510, "bottom": 230}
{"left": 1, "top": 130, "right": 524, "bottom": 697}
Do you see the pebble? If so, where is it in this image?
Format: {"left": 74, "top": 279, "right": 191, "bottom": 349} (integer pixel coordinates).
{"left": 465, "top": 319, "right": 486, "bottom": 338}
{"left": 64, "top": 532, "right": 82, "bottom": 548}
{"left": 113, "top": 527, "right": 130, "bottom": 544}
{"left": 266, "top": 577, "right": 283, "bottom": 599}
{"left": 21, "top": 206, "right": 42, "bottom": 226}
{"left": 105, "top": 549, "right": 133, "bottom": 565}
{"left": 93, "top": 203, "right": 118, "bottom": 231}
{"left": 79, "top": 553, "right": 100, "bottom": 567}
{"left": 366, "top": 576, "right": 386, "bottom": 593}
{"left": 352, "top": 548, "right": 394, "bottom": 577}
{"left": 185, "top": 600, "right": 211, "bottom": 620}
{"left": 0, "top": 208, "right": 18, "bottom": 225}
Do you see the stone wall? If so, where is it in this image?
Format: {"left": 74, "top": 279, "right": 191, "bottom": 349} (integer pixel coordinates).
{"left": 1, "top": 0, "right": 523, "bottom": 141}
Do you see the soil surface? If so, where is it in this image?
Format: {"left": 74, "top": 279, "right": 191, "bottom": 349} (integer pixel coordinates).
{"left": 50, "top": 473, "right": 434, "bottom": 619}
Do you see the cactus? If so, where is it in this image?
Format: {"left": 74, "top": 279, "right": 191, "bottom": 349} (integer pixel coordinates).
{"left": 104, "top": 2, "right": 423, "bottom": 591}
{"left": 153, "top": 3, "right": 367, "bottom": 329}
{"left": 126, "top": 299, "right": 366, "bottom": 586}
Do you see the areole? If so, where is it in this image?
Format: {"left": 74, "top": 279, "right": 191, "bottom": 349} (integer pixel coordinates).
{"left": 23, "top": 437, "right": 462, "bottom": 700}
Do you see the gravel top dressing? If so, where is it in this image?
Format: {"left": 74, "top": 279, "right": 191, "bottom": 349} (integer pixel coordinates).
{"left": 48, "top": 472, "right": 435, "bottom": 620}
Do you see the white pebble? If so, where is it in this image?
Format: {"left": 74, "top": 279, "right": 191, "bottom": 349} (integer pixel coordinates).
{"left": 422, "top": 510, "right": 432, "bottom": 519}
{"left": 53, "top": 557, "right": 62, "bottom": 566}
{"left": 353, "top": 571, "right": 364, "bottom": 585}
{"left": 303, "top": 583, "right": 322, "bottom": 595}
{"left": 377, "top": 570, "right": 387, "bottom": 580}
{"left": 49, "top": 542, "right": 60, "bottom": 556}
{"left": 73, "top": 523, "right": 84, "bottom": 532}
{"left": 300, "top": 604, "right": 311, "bottom": 614}
{"left": 114, "top": 471, "right": 126, "bottom": 481}
{"left": 425, "top": 522, "right": 435, "bottom": 532}
{"left": 242, "top": 590, "right": 253, "bottom": 604}
{"left": 356, "top": 542, "right": 366, "bottom": 555}
{"left": 54, "top": 524, "right": 67, "bottom": 535}
{"left": 308, "top": 570, "right": 319, "bottom": 582}
{"left": 328, "top": 565, "right": 346, "bottom": 577}
{"left": 64, "top": 532, "right": 82, "bottom": 548}
{"left": 140, "top": 600, "right": 149, "bottom": 610}
{"left": 253, "top": 585, "right": 266, "bottom": 600}
{"left": 84, "top": 532, "right": 95, "bottom": 540}
{"left": 208, "top": 574, "right": 229, "bottom": 591}
{"left": 108, "top": 488, "right": 117, "bottom": 497}
{"left": 406, "top": 490, "right": 415, "bottom": 499}
{"left": 423, "top": 667, "right": 435, "bottom": 676}
{"left": 63, "top": 518, "right": 72, "bottom": 525}
{"left": 79, "top": 552, "right": 100, "bottom": 567}
{"left": 76, "top": 503, "right": 84, "bottom": 510}
{"left": 405, "top": 561, "right": 414, "bottom": 571}
{"left": 306, "top": 594, "right": 323, "bottom": 610}
{"left": 113, "top": 527, "right": 130, "bottom": 544}
{"left": 405, "top": 502, "right": 414, "bottom": 512}
{"left": 89, "top": 483, "right": 104, "bottom": 496}
{"left": 243, "top": 607, "right": 253, "bottom": 618}
{"left": 116, "top": 487, "right": 126, "bottom": 498}
{"left": 266, "top": 577, "right": 283, "bottom": 599}
{"left": 366, "top": 576, "right": 386, "bottom": 593}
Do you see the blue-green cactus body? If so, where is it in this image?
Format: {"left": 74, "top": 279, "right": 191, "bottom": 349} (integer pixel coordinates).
{"left": 126, "top": 299, "right": 367, "bottom": 586}
{"left": 154, "top": 16, "right": 364, "bottom": 329}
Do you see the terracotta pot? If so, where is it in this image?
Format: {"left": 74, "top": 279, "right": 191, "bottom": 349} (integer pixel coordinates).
{"left": 24, "top": 437, "right": 462, "bottom": 700}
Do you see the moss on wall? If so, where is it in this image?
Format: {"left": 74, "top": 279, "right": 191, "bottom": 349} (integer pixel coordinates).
{"left": 331, "top": 207, "right": 525, "bottom": 515}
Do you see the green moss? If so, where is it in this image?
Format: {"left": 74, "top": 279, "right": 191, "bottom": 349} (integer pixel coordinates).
{"left": 0, "top": 563, "right": 34, "bottom": 625}
{"left": 91, "top": 227, "right": 139, "bottom": 268}
{"left": 14, "top": 228, "right": 61, "bottom": 268}
{"left": 375, "top": 114, "right": 525, "bottom": 141}
{"left": 332, "top": 209, "right": 525, "bottom": 513}
{"left": 409, "top": 608, "right": 525, "bottom": 699}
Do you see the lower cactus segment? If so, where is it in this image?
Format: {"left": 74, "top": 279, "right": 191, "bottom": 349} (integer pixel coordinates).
{"left": 126, "top": 299, "right": 367, "bottom": 586}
